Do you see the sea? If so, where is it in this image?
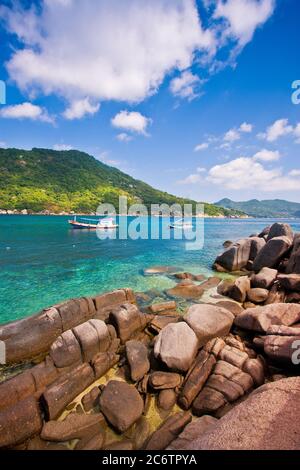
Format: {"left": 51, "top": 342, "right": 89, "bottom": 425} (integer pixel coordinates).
{"left": 1, "top": 215, "right": 300, "bottom": 324}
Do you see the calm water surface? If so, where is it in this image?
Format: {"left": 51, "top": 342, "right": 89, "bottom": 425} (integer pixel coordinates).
{"left": 1, "top": 215, "right": 300, "bottom": 323}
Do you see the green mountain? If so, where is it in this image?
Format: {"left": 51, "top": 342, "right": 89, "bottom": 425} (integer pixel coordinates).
{"left": 216, "top": 198, "right": 300, "bottom": 218}
{"left": 0, "top": 148, "right": 244, "bottom": 216}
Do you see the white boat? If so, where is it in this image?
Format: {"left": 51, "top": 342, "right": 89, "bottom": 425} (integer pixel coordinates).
{"left": 169, "top": 218, "right": 193, "bottom": 229}
{"left": 69, "top": 216, "right": 118, "bottom": 229}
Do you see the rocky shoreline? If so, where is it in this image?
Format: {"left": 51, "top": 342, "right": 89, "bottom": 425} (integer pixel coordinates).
{"left": 0, "top": 222, "right": 299, "bottom": 451}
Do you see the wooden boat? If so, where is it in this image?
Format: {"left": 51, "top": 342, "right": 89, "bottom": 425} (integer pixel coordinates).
{"left": 68, "top": 216, "right": 118, "bottom": 230}
{"left": 169, "top": 218, "right": 193, "bottom": 229}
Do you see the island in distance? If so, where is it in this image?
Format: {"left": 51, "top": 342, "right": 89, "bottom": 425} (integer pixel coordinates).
{"left": 216, "top": 198, "right": 300, "bottom": 219}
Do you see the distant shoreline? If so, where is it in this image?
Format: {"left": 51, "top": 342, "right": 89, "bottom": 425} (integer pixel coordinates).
{"left": 1, "top": 212, "right": 300, "bottom": 220}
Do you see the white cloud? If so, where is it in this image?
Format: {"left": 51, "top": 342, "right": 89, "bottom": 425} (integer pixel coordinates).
{"left": 178, "top": 166, "right": 206, "bottom": 184}
{"left": 0, "top": 102, "right": 53, "bottom": 123}
{"left": 97, "top": 151, "right": 121, "bottom": 168}
{"left": 116, "top": 133, "right": 133, "bottom": 143}
{"left": 53, "top": 144, "right": 73, "bottom": 151}
{"left": 289, "top": 169, "right": 300, "bottom": 177}
{"left": 178, "top": 173, "right": 203, "bottom": 184}
{"left": 63, "top": 98, "right": 100, "bottom": 120}
{"left": 170, "top": 71, "right": 203, "bottom": 101}
{"left": 218, "top": 142, "right": 231, "bottom": 150}
{"left": 214, "top": 0, "right": 275, "bottom": 47}
{"left": 111, "top": 110, "right": 151, "bottom": 135}
{"left": 0, "top": 141, "right": 7, "bottom": 148}
{"left": 194, "top": 142, "right": 209, "bottom": 152}
{"left": 253, "top": 149, "right": 281, "bottom": 162}
{"left": 207, "top": 156, "right": 300, "bottom": 192}
{"left": 224, "top": 128, "right": 240, "bottom": 142}
{"left": 1, "top": 0, "right": 275, "bottom": 109}
{"left": 2, "top": 1, "right": 214, "bottom": 105}
{"left": 263, "top": 118, "right": 294, "bottom": 142}
{"left": 294, "top": 123, "right": 300, "bottom": 143}
{"left": 239, "top": 122, "right": 253, "bottom": 133}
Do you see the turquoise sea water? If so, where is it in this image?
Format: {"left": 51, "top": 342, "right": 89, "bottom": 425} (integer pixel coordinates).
{"left": 1, "top": 215, "right": 300, "bottom": 324}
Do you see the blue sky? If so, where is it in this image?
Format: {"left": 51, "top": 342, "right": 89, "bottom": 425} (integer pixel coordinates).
{"left": 0, "top": 0, "right": 300, "bottom": 202}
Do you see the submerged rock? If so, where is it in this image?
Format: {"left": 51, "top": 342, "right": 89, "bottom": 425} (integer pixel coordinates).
{"left": 166, "top": 282, "right": 204, "bottom": 300}
{"left": 143, "top": 266, "right": 182, "bottom": 276}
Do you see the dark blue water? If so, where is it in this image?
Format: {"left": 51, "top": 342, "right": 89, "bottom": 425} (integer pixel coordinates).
{"left": 1, "top": 216, "right": 300, "bottom": 323}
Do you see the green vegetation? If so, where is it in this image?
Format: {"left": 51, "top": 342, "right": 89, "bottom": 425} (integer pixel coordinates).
{"left": 216, "top": 198, "right": 300, "bottom": 218}
{"left": 0, "top": 148, "right": 244, "bottom": 216}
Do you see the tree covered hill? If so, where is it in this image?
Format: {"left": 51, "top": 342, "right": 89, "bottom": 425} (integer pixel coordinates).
{"left": 216, "top": 198, "right": 300, "bottom": 218}
{"left": 0, "top": 148, "right": 243, "bottom": 216}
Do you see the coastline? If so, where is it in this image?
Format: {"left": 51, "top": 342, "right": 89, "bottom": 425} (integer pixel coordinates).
{"left": 0, "top": 221, "right": 299, "bottom": 451}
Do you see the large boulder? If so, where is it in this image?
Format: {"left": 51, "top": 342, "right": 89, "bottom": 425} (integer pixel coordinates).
{"left": 144, "top": 412, "right": 192, "bottom": 450}
{"left": 109, "top": 303, "right": 149, "bottom": 344}
{"left": 234, "top": 303, "right": 300, "bottom": 333}
{"left": 263, "top": 331, "right": 300, "bottom": 363}
{"left": 0, "top": 290, "right": 131, "bottom": 364}
{"left": 50, "top": 330, "right": 82, "bottom": 368}
{"left": 264, "top": 284, "right": 286, "bottom": 304}
{"left": 286, "top": 234, "right": 300, "bottom": 274}
{"left": 250, "top": 267, "right": 278, "bottom": 289}
{"left": 228, "top": 276, "right": 250, "bottom": 303}
{"left": 41, "top": 413, "right": 105, "bottom": 442}
{"left": 157, "top": 389, "right": 177, "bottom": 411}
{"left": 126, "top": 340, "right": 150, "bottom": 382}
{"left": 277, "top": 274, "right": 300, "bottom": 292}
{"left": 0, "top": 357, "right": 58, "bottom": 412}
{"left": 167, "top": 416, "right": 218, "bottom": 450}
{"left": 0, "top": 397, "right": 43, "bottom": 448}
{"left": 183, "top": 304, "right": 234, "bottom": 347}
{"left": 249, "top": 237, "right": 266, "bottom": 260}
{"left": 266, "top": 223, "right": 293, "bottom": 243}
{"left": 154, "top": 322, "right": 199, "bottom": 372}
{"left": 252, "top": 236, "right": 292, "bottom": 273}
{"left": 185, "top": 378, "right": 300, "bottom": 450}
{"left": 179, "top": 346, "right": 218, "bottom": 410}
{"left": 149, "top": 372, "right": 182, "bottom": 390}
{"left": 247, "top": 288, "right": 269, "bottom": 304}
{"left": 50, "top": 319, "right": 112, "bottom": 367}
{"left": 91, "top": 351, "right": 119, "bottom": 379}
{"left": 42, "top": 363, "right": 95, "bottom": 420}
{"left": 213, "top": 238, "right": 252, "bottom": 272}
{"left": 99, "top": 380, "right": 144, "bottom": 433}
